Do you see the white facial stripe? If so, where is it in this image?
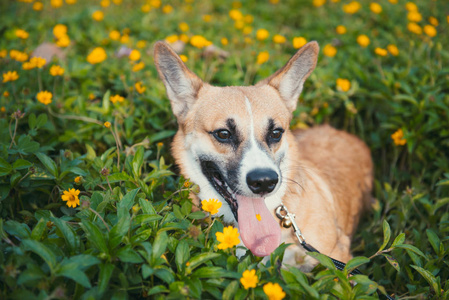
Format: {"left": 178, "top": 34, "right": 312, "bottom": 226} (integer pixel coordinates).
{"left": 239, "top": 97, "right": 279, "bottom": 195}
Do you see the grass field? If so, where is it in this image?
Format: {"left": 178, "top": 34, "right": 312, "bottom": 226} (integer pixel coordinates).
{"left": 1, "top": 0, "right": 449, "bottom": 299}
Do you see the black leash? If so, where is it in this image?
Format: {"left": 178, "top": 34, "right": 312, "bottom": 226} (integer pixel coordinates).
{"left": 275, "top": 204, "right": 395, "bottom": 300}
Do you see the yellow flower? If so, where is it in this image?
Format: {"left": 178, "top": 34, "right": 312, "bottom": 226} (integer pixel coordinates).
{"left": 137, "top": 40, "right": 147, "bottom": 49}
{"left": 374, "top": 47, "right": 388, "bottom": 56}
{"left": 179, "top": 34, "right": 189, "bottom": 43}
{"left": 149, "top": 0, "right": 160, "bottom": 7}
{"left": 407, "top": 22, "right": 422, "bottom": 34}
{"left": 51, "top": 0, "right": 63, "bottom": 8}
{"left": 30, "top": 57, "right": 46, "bottom": 68}
{"left": 61, "top": 188, "right": 80, "bottom": 208}
{"left": 407, "top": 11, "right": 422, "bottom": 22}
{"left": 65, "top": 0, "right": 77, "bottom": 4}
{"left": 74, "top": 176, "right": 82, "bottom": 184}
{"left": 22, "top": 62, "right": 35, "bottom": 70}
{"left": 87, "top": 47, "right": 107, "bottom": 64}
{"left": 234, "top": 20, "right": 244, "bottom": 30}
{"left": 33, "top": 1, "right": 43, "bottom": 10}
{"left": 388, "top": 0, "right": 397, "bottom": 3}
{"left": 129, "top": 49, "right": 141, "bottom": 61}
{"left": 104, "top": 121, "right": 111, "bottom": 128}
{"left": 135, "top": 82, "right": 146, "bottom": 94}
{"left": 50, "top": 65, "right": 65, "bottom": 76}
{"left": 256, "top": 29, "right": 269, "bottom": 41}
{"left": 120, "top": 34, "right": 130, "bottom": 44}
{"left": 2, "top": 71, "right": 19, "bottom": 83}
{"left": 293, "top": 37, "right": 307, "bottom": 49}
{"left": 269, "top": 0, "right": 279, "bottom": 3}
{"left": 313, "top": 0, "right": 326, "bottom": 7}
{"left": 423, "top": 25, "right": 437, "bottom": 37}
{"left": 53, "top": 24, "right": 67, "bottom": 39}
{"left": 202, "top": 14, "right": 212, "bottom": 22}
{"left": 3, "top": 91, "right": 9, "bottom": 97}
{"left": 229, "top": 9, "right": 243, "bottom": 21}
{"left": 0, "top": 49, "right": 7, "bottom": 58}
{"left": 323, "top": 44, "right": 337, "bottom": 57}
{"left": 88, "top": 93, "right": 95, "bottom": 100}
{"left": 162, "top": 4, "right": 173, "bottom": 14}
{"left": 180, "top": 55, "right": 188, "bottom": 62}
{"left": 201, "top": 199, "right": 222, "bottom": 215}
{"left": 132, "top": 61, "right": 145, "bottom": 72}
{"left": 37, "top": 91, "right": 52, "bottom": 105}
{"left": 357, "top": 35, "right": 370, "bottom": 47}
{"left": 342, "top": 1, "right": 361, "bottom": 14}
{"left": 190, "top": 35, "right": 212, "bottom": 48}
{"left": 273, "top": 34, "right": 286, "bottom": 44}
{"left": 56, "top": 35, "right": 70, "bottom": 47}
{"left": 92, "top": 10, "right": 104, "bottom": 21}
{"left": 387, "top": 44, "right": 399, "bottom": 56}
{"left": 112, "top": 0, "right": 122, "bottom": 4}
{"left": 110, "top": 94, "right": 124, "bottom": 104}
{"left": 240, "top": 269, "right": 259, "bottom": 289}
{"left": 336, "top": 78, "right": 351, "bottom": 92}
{"left": 179, "top": 22, "right": 189, "bottom": 32}
{"left": 11, "top": 51, "right": 28, "bottom": 62}
{"left": 109, "top": 30, "right": 120, "bottom": 40}
{"left": 141, "top": 4, "right": 151, "bottom": 12}
{"left": 336, "top": 25, "right": 347, "bottom": 34}
{"left": 370, "top": 2, "right": 382, "bottom": 14}
{"left": 428, "top": 17, "right": 438, "bottom": 26}
{"left": 100, "top": 0, "right": 110, "bottom": 8}
{"left": 263, "top": 282, "right": 286, "bottom": 300}
{"left": 221, "top": 37, "right": 229, "bottom": 46}
{"left": 15, "top": 29, "right": 29, "bottom": 39}
{"left": 256, "top": 51, "right": 269, "bottom": 65}
{"left": 165, "top": 35, "right": 179, "bottom": 44}
{"left": 405, "top": 2, "right": 418, "bottom": 12}
{"left": 1, "top": 106, "right": 5, "bottom": 112}
{"left": 243, "top": 26, "right": 253, "bottom": 35}
{"left": 391, "top": 129, "right": 406, "bottom": 146}
{"left": 215, "top": 226, "right": 240, "bottom": 249}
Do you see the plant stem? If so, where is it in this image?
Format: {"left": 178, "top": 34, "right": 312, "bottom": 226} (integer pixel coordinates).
{"left": 9, "top": 117, "right": 18, "bottom": 149}
{"left": 89, "top": 207, "right": 110, "bottom": 232}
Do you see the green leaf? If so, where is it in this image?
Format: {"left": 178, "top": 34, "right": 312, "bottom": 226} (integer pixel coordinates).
{"left": 193, "top": 266, "right": 233, "bottom": 278}
{"left": 378, "top": 219, "right": 391, "bottom": 252}
{"left": 116, "top": 246, "right": 144, "bottom": 263}
{"left": 15, "top": 135, "right": 39, "bottom": 155}
{"left": 35, "top": 152, "right": 58, "bottom": 177}
{"left": 118, "top": 188, "right": 140, "bottom": 211}
{"left": 139, "top": 198, "right": 156, "bottom": 214}
{"left": 411, "top": 265, "right": 440, "bottom": 296}
{"left": 109, "top": 216, "right": 130, "bottom": 249}
{"left": 57, "top": 266, "right": 92, "bottom": 288}
{"left": 80, "top": 219, "right": 109, "bottom": 254}
{"left": 51, "top": 217, "right": 78, "bottom": 253}
{"left": 108, "top": 171, "right": 133, "bottom": 182}
{"left": 102, "top": 89, "right": 111, "bottom": 113}
{"left": 28, "top": 113, "right": 37, "bottom": 129}
{"left": 132, "top": 146, "right": 144, "bottom": 179}
{"left": 152, "top": 231, "right": 168, "bottom": 262}
{"left": 426, "top": 229, "right": 440, "bottom": 255}
{"left": 155, "top": 268, "right": 174, "bottom": 284}
{"left": 306, "top": 252, "right": 336, "bottom": 270}
{"left": 134, "top": 214, "right": 162, "bottom": 225}
{"left": 222, "top": 280, "right": 239, "bottom": 300}
{"left": 175, "top": 240, "right": 189, "bottom": 272}
{"left": 85, "top": 144, "right": 96, "bottom": 160}
{"left": 391, "top": 233, "right": 405, "bottom": 247}
{"left": 382, "top": 254, "right": 400, "bottom": 272}
{"left": 395, "top": 244, "right": 427, "bottom": 259}
{"left": 98, "top": 263, "right": 115, "bottom": 295}
{"left": 17, "top": 264, "right": 46, "bottom": 285}
{"left": 36, "top": 113, "right": 47, "bottom": 128}
{"left": 31, "top": 218, "right": 47, "bottom": 241}
{"left": 13, "top": 159, "right": 32, "bottom": 170}
{"left": 188, "top": 252, "right": 221, "bottom": 270}
{"left": 188, "top": 211, "right": 206, "bottom": 220}
{"left": 4, "top": 220, "right": 31, "bottom": 239}
{"left": 22, "top": 239, "right": 57, "bottom": 273}
{"left": 344, "top": 256, "right": 370, "bottom": 275}
{"left": 0, "top": 157, "right": 12, "bottom": 176}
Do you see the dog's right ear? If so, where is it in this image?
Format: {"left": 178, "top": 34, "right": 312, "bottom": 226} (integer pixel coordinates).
{"left": 154, "top": 41, "right": 203, "bottom": 120}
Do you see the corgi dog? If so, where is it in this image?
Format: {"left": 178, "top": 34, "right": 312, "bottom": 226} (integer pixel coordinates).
{"left": 154, "top": 41, "right": 373, "bottom": 270}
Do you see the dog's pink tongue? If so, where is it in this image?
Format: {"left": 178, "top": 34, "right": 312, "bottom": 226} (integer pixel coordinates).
{"left": 237, "top": 195, "right": 281, "bottom": 257}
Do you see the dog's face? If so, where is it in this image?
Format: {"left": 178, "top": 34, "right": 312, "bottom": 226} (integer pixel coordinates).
{"left": 154, "top": 41, "right": 318, "bottom": 257}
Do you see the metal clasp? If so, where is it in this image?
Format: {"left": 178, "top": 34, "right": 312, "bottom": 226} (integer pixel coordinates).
{"left": 275, "top": 204, "right": 306, "bottom": 244}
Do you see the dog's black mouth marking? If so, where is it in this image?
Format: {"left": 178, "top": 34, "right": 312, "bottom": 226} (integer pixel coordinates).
{"left": 200, "top": 160, "right": 238, "bottom": 220}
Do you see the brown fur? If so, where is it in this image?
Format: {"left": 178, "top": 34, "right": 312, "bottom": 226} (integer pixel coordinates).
{"left": 154, "top": 41, "right": 373, "bottom": 269}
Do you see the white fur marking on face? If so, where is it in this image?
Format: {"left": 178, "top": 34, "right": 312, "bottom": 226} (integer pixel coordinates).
{"left": 239, "top": 97, "right": 279, "bottom": 195}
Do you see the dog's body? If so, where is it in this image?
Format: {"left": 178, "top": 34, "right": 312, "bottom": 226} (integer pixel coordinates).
{"left": 154, "top": 41, "right": 373, "bottom": 270}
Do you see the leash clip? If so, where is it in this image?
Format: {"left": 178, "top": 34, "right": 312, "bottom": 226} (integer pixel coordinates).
{"left": 275, "top": 204, "right": 305, "bottom": 244}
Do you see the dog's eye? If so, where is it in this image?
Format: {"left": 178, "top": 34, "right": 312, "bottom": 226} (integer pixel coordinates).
{"left": 214, "top": 129, "right": 232, "bottom": 142}
{"left": 270, "top": 129, "right": 284, "bottom": 141}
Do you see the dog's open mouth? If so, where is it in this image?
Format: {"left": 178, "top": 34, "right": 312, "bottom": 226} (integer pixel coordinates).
{"left": 201, "top": 161, "right": 281, "bottom": 257}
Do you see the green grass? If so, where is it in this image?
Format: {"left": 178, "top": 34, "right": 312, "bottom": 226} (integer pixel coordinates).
{"left": 1, "top": 0, "right": 449, "bottom": 299}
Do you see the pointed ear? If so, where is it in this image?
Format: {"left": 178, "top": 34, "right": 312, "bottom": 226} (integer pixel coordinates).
{"left": 257, "top": 41, "right": 319, "bottom": 112}
{"left": 154, "top": 41, "right": 203, "bottom": 120}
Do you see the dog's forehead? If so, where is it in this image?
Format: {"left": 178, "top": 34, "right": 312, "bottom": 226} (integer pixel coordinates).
{"left": 194, "top": 85, "right": 290, "bottom": 129}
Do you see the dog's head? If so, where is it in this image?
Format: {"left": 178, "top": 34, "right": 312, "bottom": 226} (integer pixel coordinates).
{"left": 154, "top": 41, "right": 318, "bottom": 257}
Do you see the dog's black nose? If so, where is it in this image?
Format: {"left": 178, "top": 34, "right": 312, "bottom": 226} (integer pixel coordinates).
{"left": 246, "top": 169, "right": 278, "bottom": 195}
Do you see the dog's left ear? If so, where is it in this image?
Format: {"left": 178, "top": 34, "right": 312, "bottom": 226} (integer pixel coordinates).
{"left": 154, "top": 41, "right": 203, "bottom": 120}
{"left": 257, "top": 41, "right": 319, "bottom": 112}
